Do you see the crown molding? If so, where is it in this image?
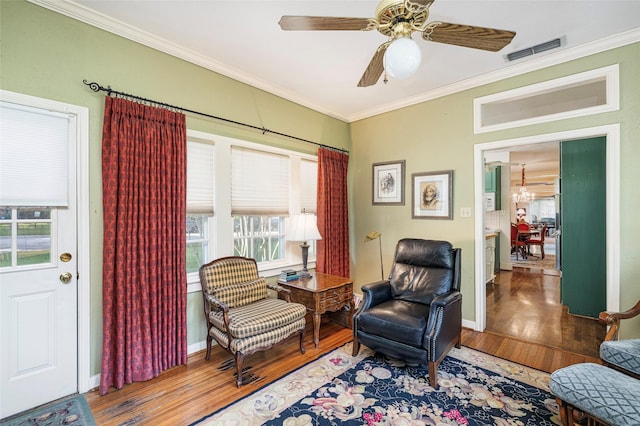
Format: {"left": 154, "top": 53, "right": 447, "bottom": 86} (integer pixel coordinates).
{"left": 28, "top": 0, "right": 640, "bottom": 123}
{"left": 26, "top": 0, "right": 347, "bottom": 121}
{"left": 347, "top": 27, "right": 640, "bottom": 122}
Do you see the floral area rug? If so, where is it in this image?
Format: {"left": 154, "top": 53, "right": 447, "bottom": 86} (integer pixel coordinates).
{"left": 1, "top": 394, "right": 96, "bottom": 426}
{"left": 192, "top": 343, "right": 561, "bottom": 425}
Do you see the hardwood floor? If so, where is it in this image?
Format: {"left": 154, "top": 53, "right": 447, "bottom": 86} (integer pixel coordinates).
{"left": 486, "top": 267, "right": 606, "bottom": 358}
{"left": 86, "top": 309, "right": 603, "bottom": 425}
{"left": 85, "top": 320, "right": 354, "bottom": 426}
{"left": 462, "top": 329, "right": 600, "bottom": 373}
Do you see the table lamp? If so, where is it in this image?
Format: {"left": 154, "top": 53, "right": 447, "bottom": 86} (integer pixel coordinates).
{"left": 286, "top": 212, "right": 322, "bottom": 278}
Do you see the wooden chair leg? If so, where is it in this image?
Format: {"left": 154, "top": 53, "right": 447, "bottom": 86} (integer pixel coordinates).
{"left": 555, "top": 398, "right": 570, "bottom": 426}
{"left": 298, "top": 330, "right": 306, "bottom": 354}
{"left": 428, "top": 360, "right": 439, "bottom": 389}
{"left": 352, "top": 334, "right": 360, "bottom": 356}
{"left": 205, "top": 334, "right": 212, "bottom": 360}
{"left": 235, "top": 352, "right": 244, "bottom": 387}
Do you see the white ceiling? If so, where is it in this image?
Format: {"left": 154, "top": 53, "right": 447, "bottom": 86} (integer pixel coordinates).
{"left": 32, "top": 0, "right": 640, "bottom": 122}
{"left": 28, "top": 0, "right": 639, "bottom": 199}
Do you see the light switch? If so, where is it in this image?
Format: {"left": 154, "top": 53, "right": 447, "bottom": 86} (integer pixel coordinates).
{"left": 460, "top": 207, "right": 472, "bottom": 217}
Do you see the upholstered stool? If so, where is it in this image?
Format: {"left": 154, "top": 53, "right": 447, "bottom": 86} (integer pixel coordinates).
{"left": 600, "top": 339, "right": 640, "bottom": 377}
{"left": 550, "top": 363, "right": 640, "bottom": 426}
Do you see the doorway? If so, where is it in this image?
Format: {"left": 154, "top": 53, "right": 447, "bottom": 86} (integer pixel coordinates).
{"left": 0, "top": 90, "right": 91, "bottom": 418}
{"left": 473, "top": 125, "right": 621, "bottom": 337}
{"left": 486, "top": 268, "right": 605, "bottom": 358}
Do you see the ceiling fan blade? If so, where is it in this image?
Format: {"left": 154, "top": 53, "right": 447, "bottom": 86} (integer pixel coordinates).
{"left": 404, "top": 0, "right": 435, "bottom": 14}
{"left": 358, "top": 44, "right": 389, "bottom": 87}
{"left": 278, "top": 16, "right": 375, "bottom": 31}
{"left": 423, "top": 22, "right": 516, "bottom": 52}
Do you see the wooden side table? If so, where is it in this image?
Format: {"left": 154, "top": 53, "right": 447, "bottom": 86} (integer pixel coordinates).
{"left": 278, "top": 272, "right": 353, "bottom": 348}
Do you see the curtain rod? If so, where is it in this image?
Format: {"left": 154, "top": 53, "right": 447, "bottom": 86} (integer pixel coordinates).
{"left": 82, "top": 80, "right": 348, "bottom": 154}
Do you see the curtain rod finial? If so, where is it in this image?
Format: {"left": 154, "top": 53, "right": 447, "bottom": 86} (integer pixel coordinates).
{"left": 82, "top": 80, "right": 101, "bottom": 93}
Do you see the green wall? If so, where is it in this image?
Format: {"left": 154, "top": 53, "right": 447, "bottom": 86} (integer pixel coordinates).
{"left": 3, "top": 0, "right": 639, "bottom": 384}
{"left": 1, "top": 0, "right": 351, "bottom": 377}
{"left": 350, "top": 43, "right": 640, "bottom": 339}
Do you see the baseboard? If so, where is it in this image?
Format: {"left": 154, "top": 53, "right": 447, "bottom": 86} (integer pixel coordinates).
{"left": 87, "top": 374, "right": 100, "bottom": 392}
{"left": 188, "top": 341, "right": 207, "bottom": 355}
{"left": 462, "top": 319, "right": 476, "bottom": 330}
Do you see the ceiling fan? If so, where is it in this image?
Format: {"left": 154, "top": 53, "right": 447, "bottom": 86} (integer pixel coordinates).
{"left": 278, "top": 0, "right": 516, "bottom": 87}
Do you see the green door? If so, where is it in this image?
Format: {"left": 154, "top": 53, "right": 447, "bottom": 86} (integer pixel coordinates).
{"left": 560, "top": 136, "right": 606, "bottom": 318}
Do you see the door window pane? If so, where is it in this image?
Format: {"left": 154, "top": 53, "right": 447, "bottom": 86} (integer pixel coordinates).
{"left": 0, "top": 206, "right": 52, "bottom": 269}
{"left": 0, "top": 223, "right": 10, "bottom": 268}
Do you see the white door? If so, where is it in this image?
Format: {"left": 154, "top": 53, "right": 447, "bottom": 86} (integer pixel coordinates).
{"left": 0, "top": 100, "right": 78, "bottom": 418}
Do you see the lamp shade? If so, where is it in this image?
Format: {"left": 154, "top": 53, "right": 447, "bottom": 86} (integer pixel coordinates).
{"left": 384, "top": 37, "right": 422, "bottom": 80}
{"left": 286, "top": 213, "right": 322, "bottom": 242}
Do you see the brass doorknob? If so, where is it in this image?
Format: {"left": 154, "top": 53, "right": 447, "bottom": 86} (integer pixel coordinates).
{"left": 60, "top": 272, "right": 72, "bottom": 284}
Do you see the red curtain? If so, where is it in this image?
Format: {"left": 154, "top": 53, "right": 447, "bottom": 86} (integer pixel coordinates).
{"left": 100, "top": 97, "right": 187, "bottom": 394}
{"left": 316, "top": 147, "right": 350, "bottom": 277}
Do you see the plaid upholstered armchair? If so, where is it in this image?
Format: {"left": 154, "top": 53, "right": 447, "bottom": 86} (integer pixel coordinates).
{"left": 199, "top": 256, "right": 307, "bottom": 386}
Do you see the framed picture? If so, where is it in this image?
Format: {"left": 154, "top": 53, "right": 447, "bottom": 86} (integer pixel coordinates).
{"left": 412, "top": 170, "right": 453, "bottom": 219}
{"left": 372, "top": 160, "right": 405, "bottom": 205}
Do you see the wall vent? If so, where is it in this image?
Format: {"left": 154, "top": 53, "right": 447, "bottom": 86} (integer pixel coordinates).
{"left": 506, "top": 38, "right": 563, "bottom": 62}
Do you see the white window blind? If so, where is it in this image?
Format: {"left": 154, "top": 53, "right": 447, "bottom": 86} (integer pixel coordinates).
{"left": 300, "top": 159, "right": 318, "bottom": 213}
{"left": 0, "top": 102, "right": 70, "bottom": 206}
{"left": 231, "top": 147, "right": 289, "bottom": 215}
{"left": 187, "top": 141, "right": 214, "bottom": 214}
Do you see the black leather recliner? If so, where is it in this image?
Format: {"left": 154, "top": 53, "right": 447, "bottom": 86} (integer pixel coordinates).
{"left": 352, "top": 238, "right": 462, "bottom": 389}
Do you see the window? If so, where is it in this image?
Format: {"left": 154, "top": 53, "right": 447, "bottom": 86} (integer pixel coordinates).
{"left": 186, "top": 140, "right": 214, "bottom": 277}
{"left": 185, "top": 130, "right": 318, "bottom": 289}
{"left": 473, "top": 64, "right": 619, "bottom": 133}
{"left": 186, "top": 215, "right": 209, "bottom": 274}
{"left": 233, "top": 216, "right": 285, "bottom": 262}
{"left": 0, "top": 206, "right": 53, "bottom": 269}
{"left": 231, "top": 147, "right": 290, "bottom": 266}
{"left": 0, "top": 101, "right": 69, "bottom": 270}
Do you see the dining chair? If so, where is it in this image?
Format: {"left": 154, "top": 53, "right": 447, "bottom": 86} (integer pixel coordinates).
{"left": 510, "top": 223, "right": 527, "bottom": 260}
{"left": 526, "top": 224, "right": 547, "bottom": 259}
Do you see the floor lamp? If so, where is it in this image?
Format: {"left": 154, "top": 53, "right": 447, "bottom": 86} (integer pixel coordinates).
{"left": 286, "top": 212, "right": 322, "bottom": 278}
{"left": 364, "top": 231, "right": 384, "bottom": 280}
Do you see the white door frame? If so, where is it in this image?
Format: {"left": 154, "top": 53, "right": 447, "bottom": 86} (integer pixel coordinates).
{"left": 0, "top": 90, "right": 92, "bottom": 394}
{"left": 473, "top": 124, "right": 621, "bottom": 331}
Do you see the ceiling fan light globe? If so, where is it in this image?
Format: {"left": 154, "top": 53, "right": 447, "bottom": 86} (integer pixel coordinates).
{"left": 384, "top": 37, "right": 422, "bottom": 80}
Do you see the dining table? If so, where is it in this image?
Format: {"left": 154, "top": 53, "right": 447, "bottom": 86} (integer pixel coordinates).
{"left": 517, "top": 227, "right": 541, "bottom": 258}
{"left": 518, "top": 228, "right": 541, "bottom": 238}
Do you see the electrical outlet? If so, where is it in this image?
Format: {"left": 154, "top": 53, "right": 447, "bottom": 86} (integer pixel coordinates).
{"left": 460, "top": 207, "right": 472, "bottom": 217}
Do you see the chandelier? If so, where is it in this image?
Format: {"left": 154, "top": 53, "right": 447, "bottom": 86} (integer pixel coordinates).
{"left": 512, "top": 164, "right": 535, "bottom": 204}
